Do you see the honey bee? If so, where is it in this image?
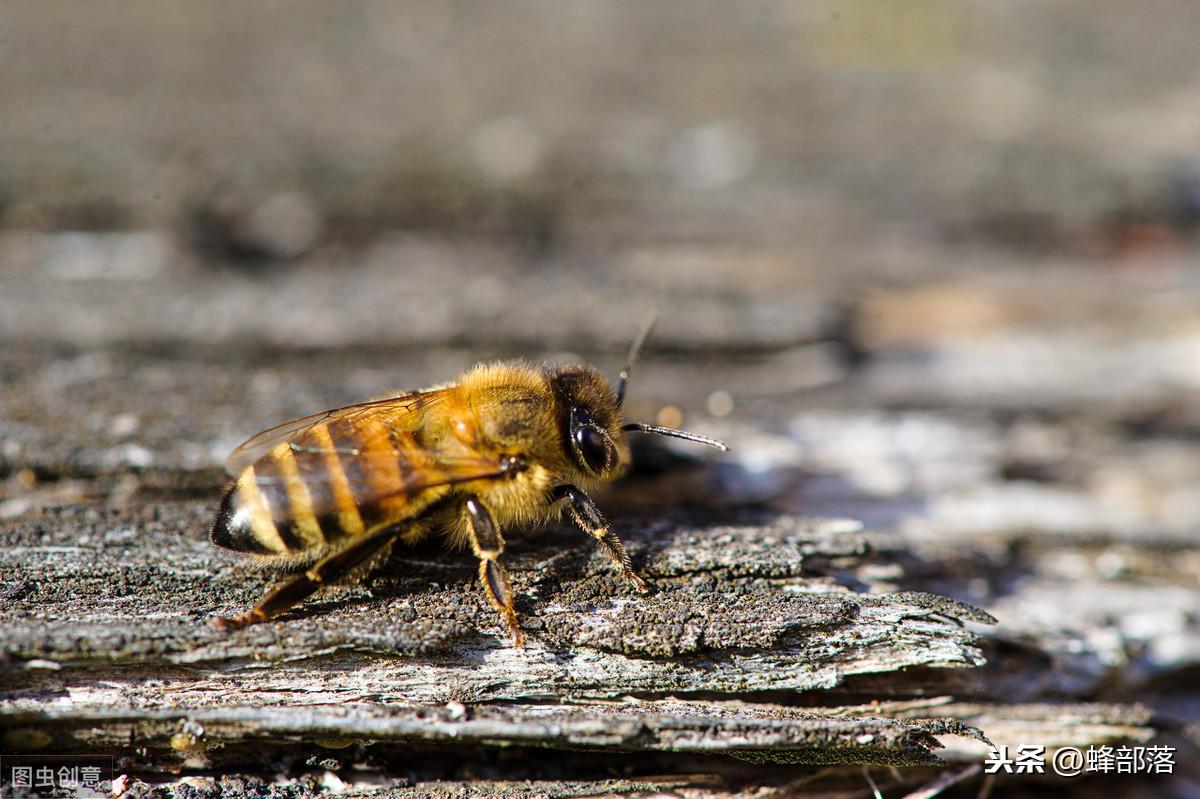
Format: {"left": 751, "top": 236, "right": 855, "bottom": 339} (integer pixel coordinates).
{"left": 210, "top": 321, "right": 726, "bottom": 646}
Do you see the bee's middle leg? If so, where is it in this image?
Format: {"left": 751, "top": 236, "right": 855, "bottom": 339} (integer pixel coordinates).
{"left": 464, "top": 496, "right": 523, "bottom": 647}
{"left": 215, "top": 525, "right": 402, "bottom": 630}
{"left": 552, "top": 484, "right": 648, "bottom": 593}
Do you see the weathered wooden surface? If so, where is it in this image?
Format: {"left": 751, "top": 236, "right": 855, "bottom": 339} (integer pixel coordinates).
{"left": 2, "top": 240, "right": 1198, "bottom": 796}
{"left": 1, "top": 501, "right": 991, "bottom": 749}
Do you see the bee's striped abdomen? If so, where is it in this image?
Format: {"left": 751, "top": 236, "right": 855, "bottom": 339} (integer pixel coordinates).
{"left": 210, "top": 443, "right": 336, "bottom": 557}
{"left": 211, "top": 415, "right": 435, "bottom": 558}
{"left": 310, "top": 423, "right": 366, "bottom": 538}
{"left": 210, "top": 463, "right": 302, "bottom": 555}
{"left": 326, "top": 415, "right": 429, "bottom": 530}
{"left": 210, "top": 477, "right": 278, "bottom": 555}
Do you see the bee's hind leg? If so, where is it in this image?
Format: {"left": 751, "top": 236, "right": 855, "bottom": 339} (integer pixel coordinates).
{"left": 215, "top": 525, "right": 403, "bottom": 630}
{"left": 552, "top": 484, "right": 648, "bottom": 593}
{"left": 464, "top": 496, "right": 523, "bottom": 647}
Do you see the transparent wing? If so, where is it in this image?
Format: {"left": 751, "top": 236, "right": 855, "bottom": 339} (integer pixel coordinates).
{"left": 249, "top": 444, "right": 513, "bottom": 517}
{"left": 225, "top": 388, "right": 450, "bottom": 475}
{"left": 226, "top": 387, "right": 520, "bottom": 527}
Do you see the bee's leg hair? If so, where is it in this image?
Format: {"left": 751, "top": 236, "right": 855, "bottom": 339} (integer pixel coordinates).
{"left": 214, "top": 525, "right": 403, "bottom": 630}
{"left": 552, "top": 484, "right": 648, "bottom": 593}
{"left": 465, "top": 495, "right": 523, "bottom": 647}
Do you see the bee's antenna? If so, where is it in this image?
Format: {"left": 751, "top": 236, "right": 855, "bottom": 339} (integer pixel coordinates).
{"left": 622, "top": 423, "right": 728, "bottom": 451}
{"left": 617, "top": 310, "right": 658, "bottom": 408}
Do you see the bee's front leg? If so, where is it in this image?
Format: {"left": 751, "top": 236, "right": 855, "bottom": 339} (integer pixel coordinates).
{"left": 464, "top": 496, "right": 523, "bottom": 647}
{"left": 552, "top": 484, "right": 648, "bottom": 594}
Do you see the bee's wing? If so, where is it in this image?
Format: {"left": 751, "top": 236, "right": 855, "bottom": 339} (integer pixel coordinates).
{"left": 225, "top": 389, "right": 450, "bottom": 475}
{"left": 249, "top": 439, "right": 513, "bottom": 518}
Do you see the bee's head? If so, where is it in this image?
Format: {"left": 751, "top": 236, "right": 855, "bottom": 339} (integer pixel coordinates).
{"left": 547, "top": 363, "right": 630, "bottom": 480}
{"left": 547, "top": 316, "right": 727, "bottom": 482}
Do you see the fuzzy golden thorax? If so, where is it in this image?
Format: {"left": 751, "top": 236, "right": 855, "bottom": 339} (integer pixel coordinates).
{"left": 447, "top": 361, "right": 630, "bottom": 494}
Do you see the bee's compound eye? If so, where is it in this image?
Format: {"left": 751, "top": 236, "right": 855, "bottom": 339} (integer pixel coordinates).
{"left": 574, "top": 425, "right": 611, "bottom": 474}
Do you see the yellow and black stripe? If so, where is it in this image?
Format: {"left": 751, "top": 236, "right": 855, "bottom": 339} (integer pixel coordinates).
{"left": 210, "top": 415, "right": 435, "bottom": 557}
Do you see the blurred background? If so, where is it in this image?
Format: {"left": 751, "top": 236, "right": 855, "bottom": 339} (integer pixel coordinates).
{"left": 5, "top": 1, "right": 1200, "bottom": 340}
{"left": 7, "top": 1, "right": 1200, "bottom": 249}
{"left": 2, "top": 1, "right": 1199, "bottom": 793}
